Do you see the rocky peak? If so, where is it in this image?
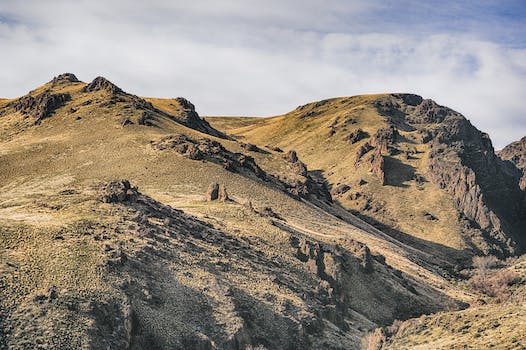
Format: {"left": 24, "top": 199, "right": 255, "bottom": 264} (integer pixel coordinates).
{"left": 498, "top": 136, "right": 526, "bottom": 190}
{"left": 174, "top": 97, "right": 196, "bottom": 111}
{"left": 82, "top": 76, "right": 123, "bottom": 94}
{"left": 498, "top": 136, "right": 526, "bottom": 169}
{"left": 171, "top": 97, "right": 226, "bottom": 138}
{"left": 50, "top": 73, "right": 80, "bottom": 85}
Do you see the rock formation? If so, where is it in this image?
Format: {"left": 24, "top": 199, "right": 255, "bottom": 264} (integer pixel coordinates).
{"left": 10, "top": 91, "right": 70, "bottom": 124}
{"left": 498, "top": 136, "right": 526, "bottom": 190}
{"left": 205, "top": 183, "right": 220, "bottom": 201}
{"left": 100, "top": 180, "right": 139, "bottom": 203}
{"left": 82, "top": 76, "right": 124, "bottom": 94}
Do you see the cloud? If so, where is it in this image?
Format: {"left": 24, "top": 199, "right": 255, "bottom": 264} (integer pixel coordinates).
{"left": 0, "top": 0, "right": 525, "bottom": 148}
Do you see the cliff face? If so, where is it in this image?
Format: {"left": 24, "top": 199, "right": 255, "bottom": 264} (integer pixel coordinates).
{"left": 498, "top": 136, "right": 526, "bottom": 190}
{"left": 388, "top": 96, "right": 526, "bottom": 255}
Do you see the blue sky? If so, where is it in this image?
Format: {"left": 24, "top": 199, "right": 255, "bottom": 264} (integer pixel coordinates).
{"left": 0, "top": 0, "right": 525, "bottom": 147}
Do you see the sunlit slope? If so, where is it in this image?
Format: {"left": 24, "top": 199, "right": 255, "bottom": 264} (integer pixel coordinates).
{"left": 0, "top": 75, "right": 472, "bottom": 349}
{"left": 208, "top": 94, "right": 525, "bottom": 259}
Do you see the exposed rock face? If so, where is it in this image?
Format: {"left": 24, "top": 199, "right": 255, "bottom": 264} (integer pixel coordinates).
{"left": 368, "top": 149, "right": 386, "bottom": 185}
{"left": 172, "top": 97, "right": 225, "bottom": 138}
{"left": 371, "top": 126, "right": 399, "bottom": 154}
{"left": 284, "top": 150, "right": 299, "bottom": 163}
{"left": 50, "top": 73, "right": 80, "bottom": 85}
{"left": 380, "top": 94, "right": 526, "bottom": 255}
{"left": 151, "top": 134, "right": 266, "bottom": 178}
{"left": 10, "top": 91, "right": 70, "bottom": 124}
{"left": 355, "top": 142, "right": 374, "bottom": 163}
{"left": 498, "top": 136, "right": 526, "bottom": 190}
{"left": 82, "top": 76, "right": 123, "bottom": 94}
{"left": 100, "top": 180, "right": 139, "bottom": 203}
{"left": 283, "top": 150, "right": 332, "bottom": 203}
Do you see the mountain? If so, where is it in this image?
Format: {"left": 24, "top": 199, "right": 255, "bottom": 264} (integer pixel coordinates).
{"left": 208, "top": 94, "right": 526, "bottom": 258}
{"left": 0, "top": 74, "right": 524, "bottom": 350}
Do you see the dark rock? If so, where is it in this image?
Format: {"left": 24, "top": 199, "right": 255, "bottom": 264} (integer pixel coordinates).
{"left": 391, "top": 93, "right": 423, "bottom": 106}
{"left": 284, "top": 150, "right": 299, "bottom": 163}
{"left": 498, "top": 136, "right": 526, "bottom": 190}
{"left": 120, "top": 118, "right": 133, "bottom": 126}
{"left": 410, "top": 99, "right": 452, "bottom": 124}
{"left": 355, "top": 142, "right": 374, "bottom": 163}
{"left": 137, "top": 112, "right": 153, "bottom": 126}
{"left": 50, "top": 73, "right": 80, "bottom": 85}
{"left": 47, "top": 285, "right": 58, "bottom": 300}
{"left": 170, "top": 97, "right": 225, "bottom": 138}
{"left": 331, "top": 184, "right": 351, "bottom": 197}
{"left": 205, "top": 183, "right": 219, "bottom": 201}
{"left": 82, "top": 76, "right": 123, "bottom": 94}
{"left": 11, "top": 91, "right": 70, "bottom": 124}
{"left": 371, "top": 126, "right": 399, "bottom": 154}
{"left": 423, "top": 211, "right": 438, "bottom": 221}
{"left": 267, "top": 146, "right": 283, "bottom": 153}
{"left": 345, "top": 129, "right": 368, "bottom": 144}
{"left": 100, "top": 180, "right": 139, "bottom": 203}
{"left": 240, "top": 143, "right": 260, "bottom": 152}
{"left": 427, "top": 124, "right": 526, "bottom": 255}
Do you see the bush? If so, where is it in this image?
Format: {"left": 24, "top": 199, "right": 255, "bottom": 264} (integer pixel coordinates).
{"left": 469, "top": 268, "right": 519, "bottom": 302}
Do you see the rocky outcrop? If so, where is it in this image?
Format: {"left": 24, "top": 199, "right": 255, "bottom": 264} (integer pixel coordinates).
{"left": 331, "top": 184, "right": 351, "bottom": 197}
{"left": 151, "top": 134, "right": 266, "bottom": 178}
{"left": 205, "top": 183, "right": 229, "bottom": 202}
{"left": 382, "top": 94, "right": 526, "bottom": 256}
{"left": 10, "top": 91, "right": 70, "bottom": 124}
{"left": 355, "top": 142, "right": 374, "bottom": 163}
{"left": 50, "top": 73, "right": 80, "bottom": 85}
{"left": 205, "top": 183, "right": 220, "bottom": 201}
{"left": 100, "top": 180, "right": 139, "bottom": 203}
{"left": 283, "top": 150, "right": 332, "bottom": 203}
{"left": 498, "top": 136, "right": 526, "bottom": 190}
{"left": 368, "top": 149, "right": 386, "bottom": 185}
{"left": 371, "top": 126, "right": 399, "bottom": 154}
{"left": 82, "top": 76, "right": 123, "bottom": 94}
{"left": 171, "top": 97, "right": 225, "bottom": 138}
{"left": 345, "top": 129, "right": 368, "bottom": 144}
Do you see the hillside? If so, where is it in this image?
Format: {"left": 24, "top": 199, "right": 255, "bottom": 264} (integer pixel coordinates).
{"left": 208, "top": 94, "right": 526, "bottom": 259}
{"left": 0, "top": 74, "right": 524, "bottom": 349}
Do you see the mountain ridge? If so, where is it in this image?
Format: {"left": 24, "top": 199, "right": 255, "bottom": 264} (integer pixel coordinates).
{"left": 0, "top": 73, "right": 524, "bottom": 349}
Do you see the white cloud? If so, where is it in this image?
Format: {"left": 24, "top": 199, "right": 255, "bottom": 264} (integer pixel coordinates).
{"left": 0, "top": 0, "right": 525, "bottom": 148}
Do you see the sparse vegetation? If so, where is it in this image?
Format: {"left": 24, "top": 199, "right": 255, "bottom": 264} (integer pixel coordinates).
{"left": 0, "top": 75, "right": 524, "bottom": 349}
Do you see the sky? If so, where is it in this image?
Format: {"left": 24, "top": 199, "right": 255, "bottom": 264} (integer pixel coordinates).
{"left": 1, "top": 0, "right": 525, "bottom": 148}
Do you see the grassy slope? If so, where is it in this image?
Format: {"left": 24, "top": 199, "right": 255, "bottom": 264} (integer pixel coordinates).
{"left": 0, "top": 82, "right": 474, "bottom": 348}
{"left": 206, "top": 96, "right": 471, "bottom": 260}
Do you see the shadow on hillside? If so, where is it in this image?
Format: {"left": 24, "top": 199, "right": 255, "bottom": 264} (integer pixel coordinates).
{"left": 345, "top": 209, "right": 472, "bottom": 272}
{"left": 383, "top": 156, "right": 415, "bottom": 188}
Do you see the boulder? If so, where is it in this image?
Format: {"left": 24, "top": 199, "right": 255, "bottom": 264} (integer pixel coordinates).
{"left": 205, "top": 183, "right": 219, "bottom": 201}
{"left": 331, "top": 184, "right": 351, "bottom": 197}
{"left": 101, "top": 180, "right": 139, "bottom": 203}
